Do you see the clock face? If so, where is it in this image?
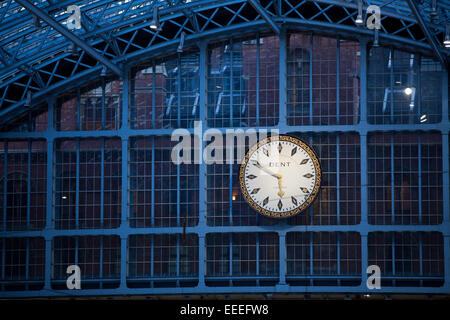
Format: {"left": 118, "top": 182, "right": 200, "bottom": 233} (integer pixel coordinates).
{"left": 239, "top": 135, "right": 321, "bottom": 218}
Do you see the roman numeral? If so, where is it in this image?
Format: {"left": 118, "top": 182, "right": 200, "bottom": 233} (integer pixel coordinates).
{"left": 300, "top": 187, "right": 310, "bottom": 194}
{"left": 247, "top": 174, "right": 257, "bottom": 180}
{"left": 263, "top": 197, "right": 269, "bottom": 206}
{"left": 277, "top": 199, "right": 283, "bottom": 210}
{"left": 278, "top": 143, "right": 282, "bottom": 153}
{"left": 250, "top": 188, "right": 260, "bottom": 195}
{"left": 303, "top": 173, "right": 313, "bottom": 178}
{"left": 300, "top": 159, "right": 309, "bottom": 165}
{"left": 291, "top": 147, "right": 297, "bottom": 156}
{"left": 263, "top": 149, "right": 269, "bottom": 157}
{"left": 292, "top": 197, "right": 298, "bottom": 206}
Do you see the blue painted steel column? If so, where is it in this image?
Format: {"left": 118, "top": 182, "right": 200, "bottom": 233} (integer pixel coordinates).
{"left": 44, "top": 97, "right": 55, "bottom": 290}
{"left": 256, "top": 33, "right": 260, "bottom": 126}
{"left": 3, "top": 141, "right": 7, "bottom": 231}
{"left": 100, "top": 138, "right": 105, "bottom": 227}
{"left": 119, "top": 70, "right": 129, "bottom": 289}
{"left": 309, "top": 34, "right": 313, "bottom": 125}
{"left": 278, "top": 232, "right": 286, "bottom": 286}
{"left": 359, "top": 38, "right": 369, "bottom": 290}
{"left": 278, "top": 28, "right": 287, "bottom": 127}
{"left": 1, "top": 238, "right": 4, "bottom": 289}
{"left": 441, "top": 69, "right": 450, "bottom": 289}
{"left": 336, "top": 39, "right": 340, "bottom": 124}
{"left": 26, "top": 140, "right": 31, "bottom": 229}
{"left": 75, "top": 140, "right": 80, "bottom": 229}
{"left": 418, "top": 135, "right": 422, "bottom": 224}
{"left": 336, "top": 136, "right": 340, "bottom": 224}
{"left": 197, "top": 40, "right": 207, "bottom": 288}
{"left": 152, "top": 60, "right": 156, "bottom": 128}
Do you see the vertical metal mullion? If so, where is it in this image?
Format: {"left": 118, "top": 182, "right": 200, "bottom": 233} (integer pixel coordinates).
{"left": 152, "top": 59, "right": 156, "bottom": 128}
{"left": 1, "top": 239, "right": 5, "bottom": 285}
{"left": 391, "top": 135, "right": 395, "bottom": 225}
{"left": 309, "top": 34, "right": 313, "bottom": 125}
{"left": 197, "top": 40, "right": 207, "bottom": 288}
{"left": 99, "top": 236, "right": 104, "bottom": 284}
{"left": 150, "top": 235, "right": 154, "bottom": 278}
{"left": 75, "top": 140, "right": 80, "bottom": 229}
{"left": 279, "top": 29, "right": 287, "bottom": 126}
{"left": 256, "top": 233, "right": 259, "bottom": 276}
{"left": 390, "top": 48, "right": 394, "bottom": 123}
{"left": 75, "top": 236, "right": 79, "bottom": 267}
{"left": 418, "top": 232, "right": 423, "bottom": 276}
{"left": 417, "top": 55, "right": 422, "bottom": 122}
{"left": 100, "top": 139, "right": 105, "bottom": 228}
{"left": 177, "top": 54, "right": 181, "bottom": 127}
{"left": 392, "top": 232, "right": 396, "bottom": 276}
{"left": 177, "top": 148, "right": 180, "bottom": 227}
{"left": 25, "top": 237, "right": 29, "bottom": 281}
{"left": 336, "top": 39, "right": 340, "bottom": 124}
{"left": 229, "top": 38, "right": 233, "bottom": 127}
{"left": 278, "top": 233, "right": 286, "bottom": 285}
{"left": 151, "top": 139, "right": 155, "bottom": 227}
{"left": 3, "top": 142, "right": 7, "bottom": 231}
{"left": 309, "top": 232, "right": 313, "bottom": 277}
{"left": 336, "top": 136, "right": 340, "bottom": 225}
{"left": 102, "top": 77, "right": 106, "bottom": 130}
{"left": 336, "top": 232, "right": 340, "bottom": 276}
{"left": 76, "top": 87, "right": 81, "bottom": 130}
{"left": 26, "top": 140, "right": 31, "bottom": 229}
{"left": 229, "top": 234, "right": 233, "bottom": 277}
{"left": 176, "top": 235, "right": 180, "bottom": 277}
{"left": 418, "top": 135, "right": 422, "bottom": 224}
{"left": 256, "top": 33, "right": 260, "bottom": 126}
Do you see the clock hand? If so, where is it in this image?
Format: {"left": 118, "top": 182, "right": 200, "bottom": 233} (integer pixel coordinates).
{"left": 252, "top": 161, "right": 282, "bottom": 179}
{"left": 277, "top": 178, "right": 285, "bottom": 198}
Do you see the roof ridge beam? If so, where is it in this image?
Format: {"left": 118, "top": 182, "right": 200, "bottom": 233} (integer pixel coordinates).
{"left": 15, "top": 0, "right": 122, "bottom": 77}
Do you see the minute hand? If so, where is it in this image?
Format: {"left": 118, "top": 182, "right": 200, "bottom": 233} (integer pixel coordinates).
{"left": 253, "top": 161, "right": 282, "bottom": 179}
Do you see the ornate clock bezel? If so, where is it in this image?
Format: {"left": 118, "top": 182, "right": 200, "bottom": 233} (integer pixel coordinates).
{"left": 239, "top": 134, "right": 322, "bottom": 218}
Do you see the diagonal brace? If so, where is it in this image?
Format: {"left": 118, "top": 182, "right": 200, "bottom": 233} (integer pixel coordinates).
{"left": 405, "top": 0, "right": 447, "bottom": 69}
{"left": 247, "top": 0, "right": 280, "bottom": 35}
{"left": 15, "top": 0, "right": 122, "bottom": 76}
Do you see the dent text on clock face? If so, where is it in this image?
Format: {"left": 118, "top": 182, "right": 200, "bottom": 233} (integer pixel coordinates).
{"left": 243, "top": 140, "right": 317, "bottom": 214}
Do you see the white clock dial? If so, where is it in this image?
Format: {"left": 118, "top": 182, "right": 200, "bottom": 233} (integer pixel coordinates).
{"left": 239, "top": 135, "right": 321, "bottom": 218}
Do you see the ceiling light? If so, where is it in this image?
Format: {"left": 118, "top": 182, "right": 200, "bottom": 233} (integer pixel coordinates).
{"left": 355, "top": 0, "right": 364, "bottom": 25}
{"left": 177, "top": 31, "right": 185, "bottom": 53}
{"left": 404, "top": 87, "right": 413, "bottom": 95}
{"left": 62, "top": 196, "right": 68, "bottom": 200}
{"left": 25, "top": 91, "right": 32, "bottom": 107}
{"left": 149, "top": 6, "right": 160, "bottom": 31}
{"left": 444, "top": 24, "right": 450, "bottom": 48}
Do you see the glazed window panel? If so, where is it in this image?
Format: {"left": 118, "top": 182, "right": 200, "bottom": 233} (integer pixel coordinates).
{"left": 206, "top": 133, "right": 278, "bottom": 227}
{"left": 128, "top": 234, "right": 198, "bottom": 285}
{"left": 368, "top": 47, "right": 442, "bottom": 124}
{"left": 0, "top": 107, "right": 48, "bottom": 133}
{"left": 287, "top": 35, "right": 359, "bottom": 126}
{"left": 0, "top": 140, "right": 46, "bottom": 231}
{"left": 55, "top": 138, "right": 122, "bottom": 229}
{"left": 207, "top": 35, "right": 279, "bottom": 128}
{"left": 131, "top": 50, "right": 200, "bottom": 129}
{"left": 129, "top": 136, "right": 199, "bottom": 228}
{"left": 368, "top": 133, "right": 442, "bottom": 225}
{"left": 286, "top": 232, "right": 360, "bottom": 284}
{"left": 0, "top": 237, "right": 45, "bottom": 286}
{"left": 52, "top": 236, "right": 120, "bottom": 289}
{"left": 55, "top": 79, "right": 122, "bottom": 131}
{"left": 368, "top": 232, "right": 444, "bottom": 286}
{"left": 288, "top": 134, "right": 361, "bottom": 225}
{"left": 205, "top": 233, "right": 279, "bottom": 280}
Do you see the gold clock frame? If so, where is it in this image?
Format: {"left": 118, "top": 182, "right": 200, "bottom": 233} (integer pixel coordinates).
{"left": 239, "top": 135, "right": 322, "bottom": 218}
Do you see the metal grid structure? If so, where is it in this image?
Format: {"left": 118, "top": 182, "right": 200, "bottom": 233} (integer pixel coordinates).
{"left": 0, "top": 0, "right": 449, "bottom": 298}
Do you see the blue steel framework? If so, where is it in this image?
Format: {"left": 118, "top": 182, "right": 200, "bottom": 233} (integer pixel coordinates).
{"left": 0, "top": 0, "right": 449, "bottom": 298}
